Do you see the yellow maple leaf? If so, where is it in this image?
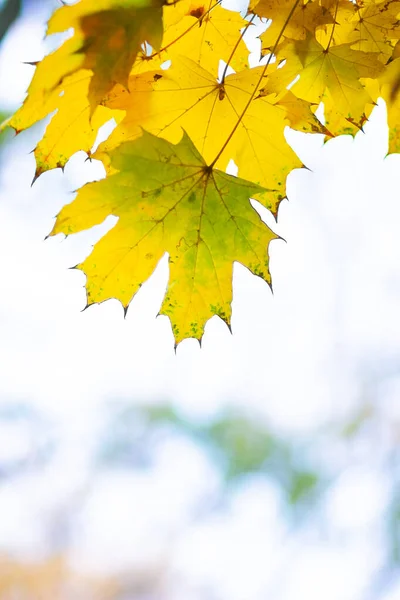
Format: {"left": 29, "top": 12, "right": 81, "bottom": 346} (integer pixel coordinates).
{"left": 46, "top": 0, "right": 165, "bottom": 111}
{"left": 318, "top": 0, "right": 400, "bottom": 57}
{"left": 97, "top": 57, "right": 324, "bottom": 213}
{"left": 1, "top": 0, "right": 167, "bottom": 176}
{"left": 273, "top": 35, "right": 384, "bottom": 130}
{"left": 6, "top": 0, "right": 400, "bottom": 344}
{"left": 110, "top": 0, "right": 250, "bottom": 79}
{"left": 318, "top": 93, "right": 374, "bottom": 137}
{"left": 161, "top": 0, "right": 250, "bottom": 75}
{"left": 50, "top": 131, "right": 277, "bottom": 343}
{"left": 251, "top": 0, "right": 334, "bottom": 50}
{"left": 4, "top": 68, "right": 124, "bottom": 178}
{"left": 4, "top": 0, "right": 251, "bottom": 177}
{"left": 1, "top": 37, "right": 86, "bottom": 134}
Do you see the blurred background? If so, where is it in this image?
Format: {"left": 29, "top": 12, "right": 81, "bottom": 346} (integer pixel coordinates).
{"left": 1, "top": 0, "right": 400, "bottom": 598}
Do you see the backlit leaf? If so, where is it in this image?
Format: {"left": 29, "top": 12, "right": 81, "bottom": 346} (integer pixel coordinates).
{"left": 51, "top": 132, "right": 277, "bottom": 343}
{"left": 97, "top": 57, "right": 325, "bottom": 213}
{"left": 162, "top": 0, "right": 250, "bottom": 75}
{"left": 274, "top": 35, "right": 384, "bottom": 130}
{"left": 251, "top": 0, "right": 334, "bottom": 50}
{"left": 47, "top": 0, "right": 165, "bottom": 111}
{"left": 9, "top": 70, "right": 123, "bottom": 178}
{"left": 5, "top": 0, "right": 400, "bottom": 342}
{"left": 318, "top": 0, "right": 400, "bottom": 57}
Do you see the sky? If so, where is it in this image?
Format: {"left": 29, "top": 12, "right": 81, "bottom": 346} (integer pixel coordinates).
{"left": 1, "top": 2, "right": 400, "bottom": 599}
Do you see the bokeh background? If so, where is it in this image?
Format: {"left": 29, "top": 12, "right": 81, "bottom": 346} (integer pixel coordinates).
{"left": 1, "top": 0, "right": 400, "bottom": 598}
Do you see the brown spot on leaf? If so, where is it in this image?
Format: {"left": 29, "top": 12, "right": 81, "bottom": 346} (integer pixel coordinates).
{"left": 189, "top": 6, "right": 205, "bottom": 19}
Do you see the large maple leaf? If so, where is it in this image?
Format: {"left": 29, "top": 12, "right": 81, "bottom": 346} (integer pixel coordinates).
{"left": 50, "top": 131, "right": 277, "bottom": 343}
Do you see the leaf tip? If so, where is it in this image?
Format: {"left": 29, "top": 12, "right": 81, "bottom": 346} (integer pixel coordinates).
{"left": 269, "top": 279, "right": 274, "bottom": 296}
{"left": 31, "top": 163, "right": 46, "bottom": 186}
{"left": 31, "top": 171, "right": 41, "bottom": 187}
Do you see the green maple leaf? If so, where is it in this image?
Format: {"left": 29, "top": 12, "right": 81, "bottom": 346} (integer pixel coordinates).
{"left": 50, "top": 131, "right": 278, "bottom": 343}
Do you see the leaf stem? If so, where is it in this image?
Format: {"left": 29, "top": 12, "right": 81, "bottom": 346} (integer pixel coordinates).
{"left": 220, "top": 14, "right": 256, "bottom": 84}
{"left": 209, "top": 0, "right": 301, "bottom": 169}
{"left": 326, "top": 0, "right": 339, "bottom": 51}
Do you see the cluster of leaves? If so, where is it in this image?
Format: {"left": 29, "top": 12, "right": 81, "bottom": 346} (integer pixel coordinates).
{"left": 4, "top": 0, "right": 400, "bottom": 342}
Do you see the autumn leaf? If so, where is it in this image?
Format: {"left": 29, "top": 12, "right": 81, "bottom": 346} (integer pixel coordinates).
{"left": 318, "top": 0, "right": 400, "bottom": 57}
{"left": 46, "top": 0, "right": 165, "bottom": 111}
{"left": 250, "top": 0, "right": 334, "bottom": 50}
{"left": 5, "top": 0, "right": 400, "bottom": 343}
{"left": 2, "top": 0, "right": 250, "bottom": 178}
{"left": 1, "top": 0, "right": 165, "bottom": 176}
{"left": 7, "top": 69, "right": 124, "bottom": 179}
{"left": 162, "top": 0, "right": 250, "bottom": 75}
{"left": 50, "top": 131, "right": 277, "bottom": 343}
{"left": 271, "top": 35, "right": 384, "bottom": 133}
{"left": 97, "top": 57, "right": 325, "bottom": 213}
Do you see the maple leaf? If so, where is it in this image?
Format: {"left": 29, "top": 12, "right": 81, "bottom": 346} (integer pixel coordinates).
{"left": 251, "top": 0, "right": 334, "bottom": 50}
{"left": 5, "top": 0, "right": 400, "bottom": 344}
{"left": 162, "top": 0, "right": 250, "bottom": 75}
{"left": 1, "top": 0, "right": 165, "bottom": 176}
{"left": 318, "top": 0, "right": 400, "bottom": 57}
{"left": 124, "top": 0, "right": 251, "bottom": 78}
{"left": 7, "top": 69, "right": 124, "bottom": 179}
{"left": 50, "top": 131, "right": 277, "bottom": 343}
{"left": 272, "top": 35, "right": 384, "bottom": 133}
{"left": 97, "top": 57, "right": 325, "bottom": 213}
{"left": 3, "top": 0, "right": 250, "bottom": 178}
{"left": 46, "top": 0, "right": 165, "bottom": 111}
